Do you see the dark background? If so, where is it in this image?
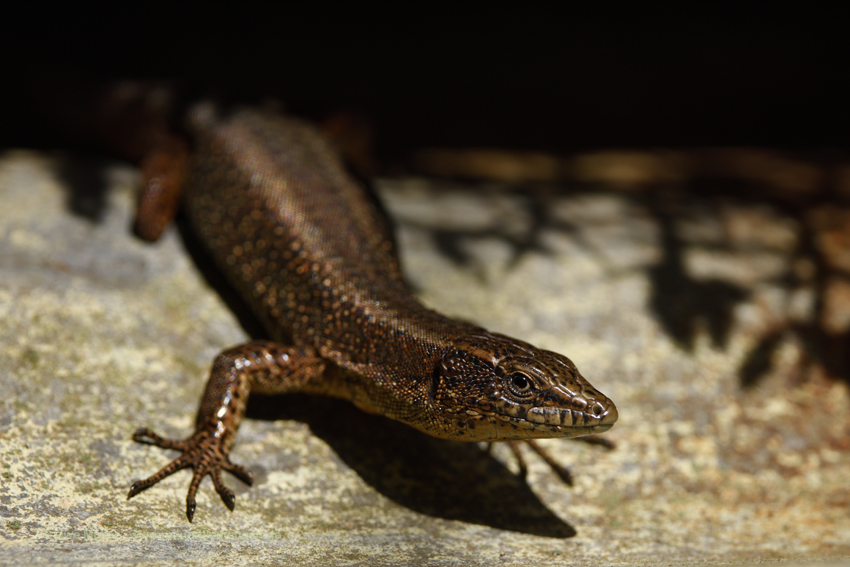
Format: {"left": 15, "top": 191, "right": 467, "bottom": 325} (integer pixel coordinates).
{"left": 2, "top": 4, "right": 847, "bottom": 158}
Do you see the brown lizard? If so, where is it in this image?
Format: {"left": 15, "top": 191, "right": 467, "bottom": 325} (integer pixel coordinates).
{"left": 127, "top": 101, "right": 618, "bottom": 522}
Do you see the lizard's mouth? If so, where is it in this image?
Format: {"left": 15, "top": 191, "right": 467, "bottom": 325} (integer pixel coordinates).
{"left": 456, "top": 401, "right": 618, "bottom": 441}
{"left": 488, "top": 393, "right": 618, "bottom": 436}
{"left": 501, "top": 402, "right": 618, "bottom": 438}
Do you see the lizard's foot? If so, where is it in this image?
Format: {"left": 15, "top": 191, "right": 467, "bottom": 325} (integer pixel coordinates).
{"left": 127, "top": 426, "right": 254, "bottom": 522}
{"left": 506, "top": 436, "right": 616, "bottom": 486}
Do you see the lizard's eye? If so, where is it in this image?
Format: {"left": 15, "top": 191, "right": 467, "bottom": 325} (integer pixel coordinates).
{"left": 507, "top": 371, "right": 533, "bottom": 397}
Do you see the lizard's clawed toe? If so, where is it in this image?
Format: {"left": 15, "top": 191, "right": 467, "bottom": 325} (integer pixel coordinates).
{"left": 127, "top": 423, "right": 253, "bottom": 521}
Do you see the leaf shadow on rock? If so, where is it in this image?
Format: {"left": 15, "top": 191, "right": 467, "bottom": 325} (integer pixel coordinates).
{"left": 643, "top": 192, "right": 751, "bottom": 352}
{"left": 396, "top": 162, "right": 850, "bottom": 391}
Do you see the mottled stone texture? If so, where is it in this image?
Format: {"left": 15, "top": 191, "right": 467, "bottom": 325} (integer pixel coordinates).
{"left": 1, "top": 149, "right": 849, "bottom": 565}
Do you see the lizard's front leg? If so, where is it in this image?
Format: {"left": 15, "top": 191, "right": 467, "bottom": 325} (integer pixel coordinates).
{"left": 127, "top": 340, "right": 325, "bottom": 521}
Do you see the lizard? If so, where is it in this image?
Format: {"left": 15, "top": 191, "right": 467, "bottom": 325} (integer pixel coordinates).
{"left": 126, "top": 100, "right": 618, "bottom": 522}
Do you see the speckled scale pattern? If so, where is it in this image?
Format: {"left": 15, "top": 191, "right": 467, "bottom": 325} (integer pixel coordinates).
{"left": 182, "top": 103, "right": 478, "bottom": 430}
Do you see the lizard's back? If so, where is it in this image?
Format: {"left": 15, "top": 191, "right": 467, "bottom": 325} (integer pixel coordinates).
{"left": 181, "top": 103, "right": 471, "bottom": 376}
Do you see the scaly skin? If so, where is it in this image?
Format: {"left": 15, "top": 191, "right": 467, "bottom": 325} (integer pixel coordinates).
{"left": 128, "top": 102, "right": 617, "bottom": 521}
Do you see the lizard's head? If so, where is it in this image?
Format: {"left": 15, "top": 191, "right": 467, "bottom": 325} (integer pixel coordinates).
{"left": 431, "top": 332, "right": 617, "bottom": 441}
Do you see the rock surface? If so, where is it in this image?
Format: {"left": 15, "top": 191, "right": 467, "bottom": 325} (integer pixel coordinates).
{"left": 1, "top": 149, "right": 849, "bottom": 565}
